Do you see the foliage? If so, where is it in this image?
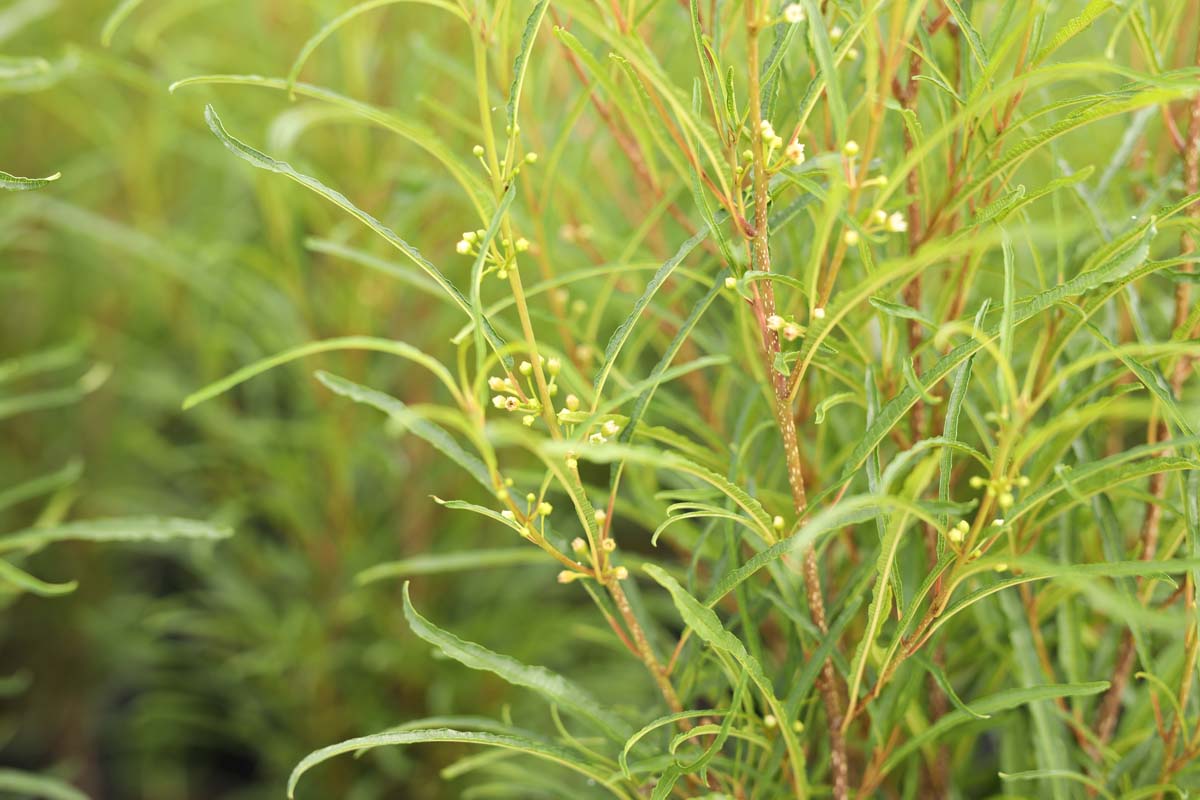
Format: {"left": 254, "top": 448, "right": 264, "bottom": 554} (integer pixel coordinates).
{"left": 2, "top": 0, "right": 1200, "bottom": 798}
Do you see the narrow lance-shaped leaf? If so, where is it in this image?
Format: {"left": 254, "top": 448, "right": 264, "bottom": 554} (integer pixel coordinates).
{"left": 286, "top": 0, "right": 468, "bottom": 98}
{"left": 0, "top": 169, "right": 60, "bottom": 191}
{"left": 642, "top": 565, "right": 806, "bottom": 793}
{"left": 593, "top": 224, "right": 711, "bottom": 400}
{"left": 182, "top": 336, "right": 464, "bottom": 411}
{"left": 0, "top": 559, "right": 77, "bottom": 597}
{"left": 201, "top": 105, "right": 507, "bottom": 356}
{"left": 879, "top": 681, "right": 1109, "bottom": 775}
{"left": 838, "top": 218, "right": 1157, "bottom": 484}
{"left": 355, "top": 548, "right": 547, "bottom": 585}
{"left": 287, "top": 728, "right": 628, "bottom": 799}
{"left": 0, "top": 769, "right": 88, "bottom": 800}
{"left": 0, "top": 517, "right": 231, "bottom": 555}
{"left": 315, "top": 371, "right": 493, "bottom": 492}
{"left": 401, "top": 583, "right": 631, "bottom": 740}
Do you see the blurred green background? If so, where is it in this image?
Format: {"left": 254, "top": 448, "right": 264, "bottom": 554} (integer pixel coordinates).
{"left": 0, "top": 2, "right": 648, "bottom": 797}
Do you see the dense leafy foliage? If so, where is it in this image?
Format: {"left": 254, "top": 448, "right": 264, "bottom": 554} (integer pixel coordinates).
{"left": 2, "top": 0, "right": 1199, "bottom": 797}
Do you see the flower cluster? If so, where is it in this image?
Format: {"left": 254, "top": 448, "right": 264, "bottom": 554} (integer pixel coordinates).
{"left": 471, "top": 142, "right": 537, "bottom": 182}
{"left": 969, "top": 473, "right": 1030, "bottom": 511}
{"left": 870, "top": 208, "right": 908, "bottom": 234}
{"left": 766, "top": 313, "right": 804, "bottom": 342}
{"left": 455, "top": 230, "right": 530, "bottom": 279}
{"left": 489, "top": 356, "right": 561, "bottom": 426}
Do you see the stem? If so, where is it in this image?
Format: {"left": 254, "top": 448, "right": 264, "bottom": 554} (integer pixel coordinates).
{"left": 607, "top": 576, "right": 683, "bottom": 713}
{"left": 745, "top": 5, "right": 847, "bottom": 797}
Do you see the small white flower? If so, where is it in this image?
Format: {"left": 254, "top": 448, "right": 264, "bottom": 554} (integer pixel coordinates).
{"left": 724, "top": 276, "right": 737, "bottom": 289}
{"left": 546, "top": 357, "right": 561, "bottom": 375}
{"left": 455, "top": 239, "right": 471, "bottom": 254}
{"left": 772, "top": 515, "right": 785, "bottom": 531}
{"left": 589, "top": 432, "right": 606, "bottom": 445}
{"left": 842, "top": 139, "right": 859, "bottom": 157}
{"left": 785, "top": 141, "right": 806, "bottom": 165}
{"left": 492, "top": 395, "right": 506, "bottom": 408}
{"left": 766, "top": 314, "right": 785, "bottom": 331}
{"left": 515, "top": 237, "right": 530, "bottom": 252}
{"left": 871, "top": 209, "right": 888, "bottom": 226}
{"left": 886, "top": 212, "right": 908, "bottom": 233}
{"left": 783, "top": 3, "right": 805, "bottom": 24}
{"left": 504, "top": 397, "right": 520, "bottom": 411}
{"left": 843, "top": 229, "right": 860, "bottom": 246}
{"left": 782, "top": 322, "right": 802, "bottom": 341}
{"left": 524, "top": 152, "right": 538, "bottom": 164}
{"left": 614, "top": 566, "right": 629, "bottom": 580}
{"left": 571, "top": 537, "right": 587, "bottom": 553}
{"left": 594, "top": 509, "right": 607, "bottom": 524}
{"left": 602, "top": 419, "right": 621, "bottom": 437}
{"left": 830, "top": 25, "right": 843, "bottom": 41}
{"left": 565, "top": 394, "right": 580, "bottom": 412}
{"left": 812, "top": 307, "right": 826, "bottom": 320}
{"left": 488, "top": 376, "right": 507, "bottom": 392}
{"left": 501, "top": 509, "right": 515, "bottom": 520}
{"left": 519, "top": 360, "right": 533, "bottom": 376}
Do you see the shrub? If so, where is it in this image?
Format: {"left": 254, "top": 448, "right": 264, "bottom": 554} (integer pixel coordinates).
{"left": 5, "top": 0, "right": 1200, "bottom": 797}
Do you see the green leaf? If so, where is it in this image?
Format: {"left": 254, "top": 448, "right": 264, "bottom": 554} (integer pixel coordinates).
{"left": 880, "top": 681, "right": 1109, "bottom": 774}
{"left": 642, "top": 565, "right": 806, "bottom": 792}
{"left": 0, "top": 517, "right": 232, "bottom": 555}
{"left": 0, "top": 458, "right": 82, "bottom": 513}
{"left": 944, "top": 0, "right": 990, "bottom": 76}
{"left": 286, "top": 0, "right": 468, "bottom": 98}
{"left": 172, "top": 75, "right": 491, "bottom": 218}
{"left": 287, "top": 728, "right": 625, "bottom": 799}
{"left": 507, "top": 0, "right": 549, "bottom": 131}
{"left": 705, "top": 495, "right": 945, "bottom": 605}
{"left": 356, "top": 549, "right": 549, "bottom": 585}
{"left": 0, "top": 559, "right": 77, "bottom": 597}
{"left": 0, "top": 769, "right": 88, "bottom": 800}
{"left": 838, "top": 218, "right": 1156, "bottom": 485}
{"left": 800, "top": 0, "right": 846, "bottom": 142}
{"left": 869, "top": 296, "right": 934, "bottom": 328}
{"left": 402, "top": 583, "right": 631, "bottom": 740}
{"left": 0, "top": 169, "right": 60, "bottom": 191}
{"left": 814, "top": 391, "right": 857, "bottom": 425}
{"left": 201, "top": 105, "right": 505, "bottom": 353}
{"left": 100, "top": 0, "right": 146, "bottom": 45}
{"left": 593, "top": 225, "right": 710, "bottom": 399}
{"left": 1032, "top": 0, "right": 1114, "bottom": 66}
{"left": 182, "top": 336, "right": 463, "bottom": 410}
{"left": 315, "top": 371, "right": 492, "bottom": 491}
